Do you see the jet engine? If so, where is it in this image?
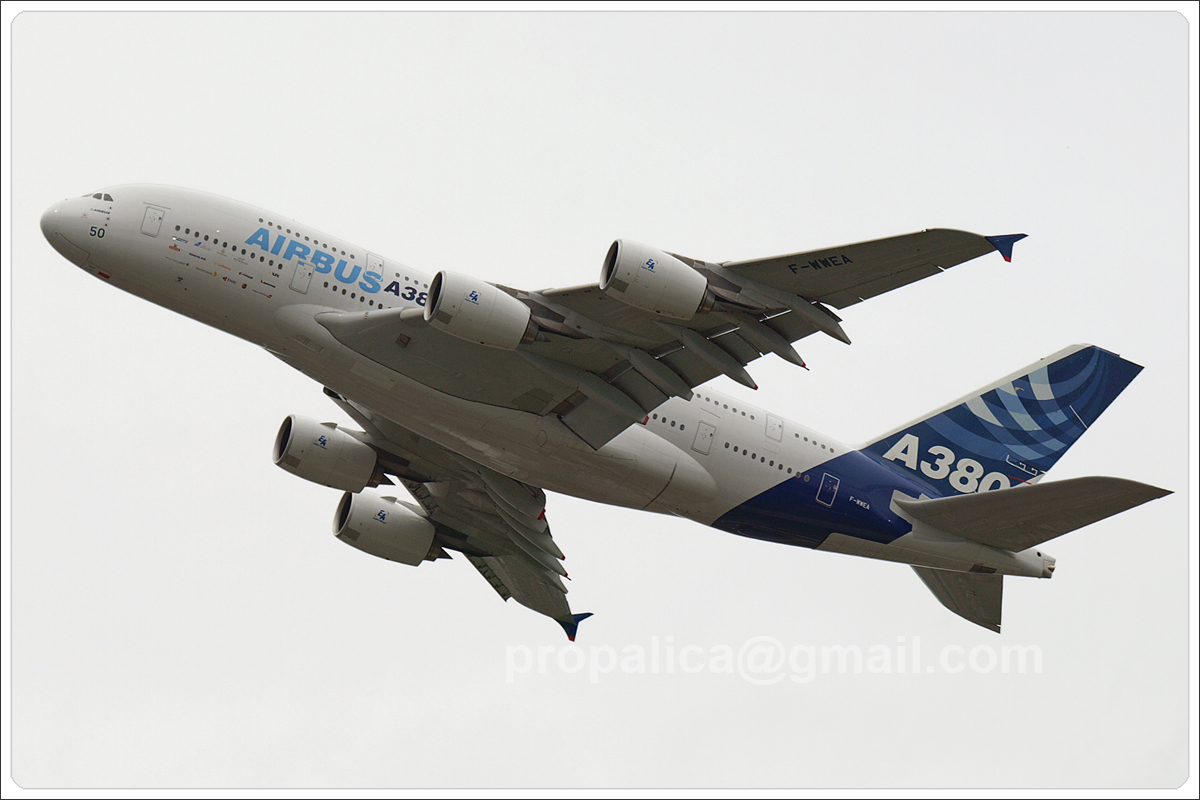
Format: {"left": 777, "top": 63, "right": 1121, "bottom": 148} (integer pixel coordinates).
{"left": 424, "top": 271, "right": 539, "bottom": 350}
{"left": 333, "top": 490, "right": 436, "bottom": 566}
{"left": 599, "top": 240, "right": 715, "bottom": 320}
{"left": 273, "top": 415, "right": 378, "bottom": 493}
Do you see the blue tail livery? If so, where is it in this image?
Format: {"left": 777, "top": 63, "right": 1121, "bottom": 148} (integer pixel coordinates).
{"left": 863, "top": 344, "right": 1143, "bottom": 492}
{"left": 711, "top": 344, "right": 1165, "bottom": 631}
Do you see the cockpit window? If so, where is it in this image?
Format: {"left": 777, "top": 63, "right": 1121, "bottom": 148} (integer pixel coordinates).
{"left": 86, "top": 192, "right": 114, "bottom": 201}
{"left": 103, "top": 194, "right": 113, "bottom": 201}
{"left": 92, "top": 193, "right": 102, "bottom": 199}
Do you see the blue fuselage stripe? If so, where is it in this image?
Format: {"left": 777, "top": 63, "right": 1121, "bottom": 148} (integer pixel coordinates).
{"left": 713, "top": 449, "right": 941, "bottom": 549}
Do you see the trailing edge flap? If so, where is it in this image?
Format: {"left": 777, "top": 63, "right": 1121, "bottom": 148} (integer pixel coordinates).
{"left": 560, "top": 402, "right": 642, "bottom": 450}
{"left": 913, "top": 567, "right": 1002, "bottom": 633}
{"left": 466, "top": 553, "right": 573, "bottom": 625}
{"left": 895, "top": 477, "right": 1171, "bottom": 553}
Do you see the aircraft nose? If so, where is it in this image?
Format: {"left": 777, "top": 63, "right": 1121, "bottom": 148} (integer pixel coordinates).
{"left": 41, "top": 199, "right": 91, "bottom": 267}
{"left": 40, "top": 202, "right": 62, "bottom": 242}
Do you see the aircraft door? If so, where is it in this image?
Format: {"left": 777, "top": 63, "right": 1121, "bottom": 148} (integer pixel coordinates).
{"left": 367, "top": 252, "right": 385, "bottom": 281}
{"left": 816, "top": 472, "right": 840, "bottom": 507}
{"left": 289, "top": 261, "right": 314, "bottom": 294}
{"left": 691, "top": 421, "right": 716, "bottom": 455}
{"left": 766, "top": 414, "right": 783, "bottom": 441}
{"left": 140, "top": 206, "right": 164, "bottom": 237}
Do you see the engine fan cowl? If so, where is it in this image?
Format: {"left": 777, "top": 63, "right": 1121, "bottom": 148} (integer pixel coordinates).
{"left": 273, "top": 415, "right": 378, "bottom": 493}
{"left": 424, "top": 271, "right": 538, "bottom": 350}
{"left": 333, "top": 491, "right": 436, "bottom": 566}
{"left": 599, "top": 240, "right": 713, "bottom": 320}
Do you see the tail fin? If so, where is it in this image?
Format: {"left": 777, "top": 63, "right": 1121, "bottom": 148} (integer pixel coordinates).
{"left": 863, "top": 345, "right": 1142, "bottom": 493}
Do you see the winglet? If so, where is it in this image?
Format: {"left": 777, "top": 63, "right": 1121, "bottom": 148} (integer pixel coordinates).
{"left": 984, "top": 233, "right": 1028, "bottom": 263}
{"left": 558, "top": 612, "right": 594, "bottom": 641}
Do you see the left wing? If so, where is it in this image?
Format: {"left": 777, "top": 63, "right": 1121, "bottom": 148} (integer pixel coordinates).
{"left": 325, "top": 389, "right": 591, "bottom": 640}
{"left": 318, "top": 229, "right": 1023, "bottom": 449}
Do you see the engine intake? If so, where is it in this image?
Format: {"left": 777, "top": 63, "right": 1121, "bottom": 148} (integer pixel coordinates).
{"left": 600, "top": 240, "right": 713, "bottom": 320}
{"left": 334, "top": 491, "right": 436, "bottom": 566}
{"left": 273, "top": 415, "right": 378, "bottom": 493}
{"left": 424, "top": 271, "right": 539, "bottom": 350}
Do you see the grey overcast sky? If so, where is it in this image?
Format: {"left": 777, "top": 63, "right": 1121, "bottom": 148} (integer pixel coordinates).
{"left": 5, "top": 7, "right": 1196, "bottom": 791}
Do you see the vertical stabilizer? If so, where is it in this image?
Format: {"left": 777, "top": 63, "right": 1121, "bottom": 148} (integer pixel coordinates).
{"left": 863, "top": 345, "right": 1142, "bottom": 493}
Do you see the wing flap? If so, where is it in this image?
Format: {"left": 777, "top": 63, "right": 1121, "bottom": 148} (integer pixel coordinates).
{"left": 561, "top": 402, "right": 643, "bottom": 450}
{"left": 820, "top": 262, "right": 944, "bottom": 309}
{"left": 467, "top": 554, "right": 574, "bottom": 624}
{"left": 895, "top": 477, "right": 1171, "bottom": 552}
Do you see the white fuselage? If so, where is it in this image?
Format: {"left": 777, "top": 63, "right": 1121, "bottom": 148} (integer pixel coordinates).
{"left": 41, "top": 185, "right": 843, "bottom": 521}
{"left": 40, "top": 184, "right": 1049, "bottom": 580}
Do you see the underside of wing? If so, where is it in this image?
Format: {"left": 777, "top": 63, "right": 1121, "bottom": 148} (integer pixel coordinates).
{"left": 722, "top": 229, "right": 1022, "bottom": 310}
{"left": 317, "top": 229, "right": 1019, "bottom": 450}
{"left": 325, "top": 390, "right": 589, "bottom": 639}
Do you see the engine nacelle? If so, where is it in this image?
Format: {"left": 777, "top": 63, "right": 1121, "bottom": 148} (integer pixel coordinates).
{"left": 599, "top": 240, "right": 713, "bottom": 320}
{"left": 333, "top": 491, "right": 436, "bottom": 566}
{"left": 273, "top": 415, "right": 378, "bottom": 493}
{"left": 424, "top": 270, "right": 538, "bottom": 350}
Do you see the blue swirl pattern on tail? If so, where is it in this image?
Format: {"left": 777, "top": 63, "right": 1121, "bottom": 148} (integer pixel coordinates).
{"left": 865, "top": 345, "right": 1142, "bottom": 488}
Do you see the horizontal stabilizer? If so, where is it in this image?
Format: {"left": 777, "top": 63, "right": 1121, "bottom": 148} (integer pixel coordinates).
{"left": 913, "top": 567, "right": 1003, "bottom": 632}
{"left": 896, "top": 477, "right": 1171, "bottom": 552}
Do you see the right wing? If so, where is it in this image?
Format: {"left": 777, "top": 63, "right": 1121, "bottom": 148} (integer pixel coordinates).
{"left": 325, "top": 388, "right": 591, "bottom": 639}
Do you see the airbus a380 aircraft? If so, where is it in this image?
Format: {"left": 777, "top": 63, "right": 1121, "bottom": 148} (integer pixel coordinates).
{"left": 40, "top": 185, "right": 1170, "bottom": 637}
